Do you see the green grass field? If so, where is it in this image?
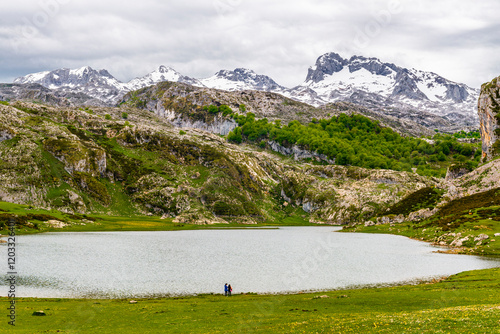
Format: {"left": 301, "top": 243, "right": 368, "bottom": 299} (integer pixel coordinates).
{"left": 0, "top": 201, "right": 312, "bottom": 236}
{"left": 4, "top": 268, "right": 500, "bottom": 333}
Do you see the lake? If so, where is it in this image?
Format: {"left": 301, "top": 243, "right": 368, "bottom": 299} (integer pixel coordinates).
{"left": 1, "top": 227, "right": 499, "bottom": 298}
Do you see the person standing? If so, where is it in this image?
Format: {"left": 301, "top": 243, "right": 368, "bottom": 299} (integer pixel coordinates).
{"left": 224, "top": 283, "right": 228, "bottom": 296}
{"left": 228, "top": 284, "right": 232, "bottom": 297}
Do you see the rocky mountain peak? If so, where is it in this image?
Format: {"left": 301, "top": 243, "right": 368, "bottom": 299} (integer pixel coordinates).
{"left": 157, "top": 65, "right": 173, "bottom": 73}
{"left": 213, "top": 68, "right": 255, "bottom": 80}
{"left": 348, "top": 55, "right": 398, "bottom": 76}
{"left": 306, "top": 52, "right": 347, "bottom": 83}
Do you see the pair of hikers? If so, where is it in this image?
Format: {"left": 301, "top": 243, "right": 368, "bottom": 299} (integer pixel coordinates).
{"left": 224, "top": 283, "right": 232, "bottom": 296}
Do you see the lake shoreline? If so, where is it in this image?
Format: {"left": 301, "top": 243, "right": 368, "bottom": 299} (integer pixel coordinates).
{"left": 3, "top": 227, "right": 498, "bottom": 300}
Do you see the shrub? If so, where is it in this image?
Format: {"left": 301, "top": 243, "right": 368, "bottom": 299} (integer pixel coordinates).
{"left": 227, "top": 127, "right": 242, "bottom": 144}
{"left": 104, "top": 114, "right": 112, "bottom": 120}
{"left": 219, "top": 105, "right": 232, "bottom": 116}
{"left": 207, "top": 105, "right": 219, "bottom": 114}
{"left": 121, "top": 112, "right": 128, "bottom": 119}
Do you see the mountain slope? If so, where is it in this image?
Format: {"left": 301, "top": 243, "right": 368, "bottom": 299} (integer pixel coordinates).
{"left": 0, "top": 100, "right": 436, "bottom": 225}
{"left": 0, "top": 83, "right": 103, "bottom": 106}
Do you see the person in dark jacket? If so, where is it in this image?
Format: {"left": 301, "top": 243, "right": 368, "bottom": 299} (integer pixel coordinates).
{"left": 228, "top": 284, "right": 232, "bottom": 297}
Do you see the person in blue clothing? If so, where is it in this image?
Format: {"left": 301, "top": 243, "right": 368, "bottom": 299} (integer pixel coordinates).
{"left": 224, "top": 283, "right": 228, "bottom": 296}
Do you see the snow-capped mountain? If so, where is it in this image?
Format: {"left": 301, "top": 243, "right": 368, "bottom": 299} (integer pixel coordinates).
{"left": 200, "top": 68, "right": 286, "bottom": 92}
{"left": 14, "top": 65, "right": 202, "bottom": 104}
{"left": 288, "top": 52, "right": 479, "bottom": 125}
{"left": 12, "top": 54, "right": 480, "bottom": 127}
{"left": 13, "top": 66, "right": 128, "bottom": 104}
{"left": 14, "top": 66, "right": 126, "bottom": 104}
{"left": 125, "top": 66, "right": 203, "bottom": 91}
{"left": 14, "top": 66, "right": 122, "bottom": 90}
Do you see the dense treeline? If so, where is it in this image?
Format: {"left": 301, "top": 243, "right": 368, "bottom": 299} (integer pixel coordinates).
{"left": 225, "top": 111, "right": 481, "bottom": 177}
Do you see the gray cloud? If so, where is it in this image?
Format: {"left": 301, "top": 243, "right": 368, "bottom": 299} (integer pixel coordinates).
{"left": 0, "top": 0, "right": 499, "bottom": 88}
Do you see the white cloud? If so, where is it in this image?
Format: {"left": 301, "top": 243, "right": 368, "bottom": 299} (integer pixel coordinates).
{"left": 0, "top": 0, "right": 499, "bottom": 87}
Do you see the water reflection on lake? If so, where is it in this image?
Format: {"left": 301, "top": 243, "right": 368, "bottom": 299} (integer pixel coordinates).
{"left": 1, "top": 227, "right": 499, "bottom": 298}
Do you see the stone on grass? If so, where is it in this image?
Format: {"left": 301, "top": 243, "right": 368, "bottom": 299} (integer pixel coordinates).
{"left": 32, "top": 310, "right": 46, "bottom": 316}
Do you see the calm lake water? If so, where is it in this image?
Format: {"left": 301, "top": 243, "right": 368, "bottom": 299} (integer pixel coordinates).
{"left": 1, "top": 227, "right": 499, "bottom": 298}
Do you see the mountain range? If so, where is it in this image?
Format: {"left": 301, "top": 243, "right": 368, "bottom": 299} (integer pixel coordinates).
{"left": 10, "top": 52, "right": 480, "bottom": 128}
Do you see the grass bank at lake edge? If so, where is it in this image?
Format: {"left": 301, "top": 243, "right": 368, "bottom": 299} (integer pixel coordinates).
{"left": 0, "top": 201, "right": 316, "bottom": 236}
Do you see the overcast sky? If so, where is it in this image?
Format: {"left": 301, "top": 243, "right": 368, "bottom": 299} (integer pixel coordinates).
{"left": 1, "top": 0, "right": 499, "bottom": 88}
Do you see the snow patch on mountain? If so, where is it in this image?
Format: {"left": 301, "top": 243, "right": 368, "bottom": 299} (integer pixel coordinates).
{"left": 201, "top": 68, "right": 285, "bottom": 92}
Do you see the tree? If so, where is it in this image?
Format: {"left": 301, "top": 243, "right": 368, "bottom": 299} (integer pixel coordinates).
{"left": 121, "top": 112, "right": 128, "bottom": 119}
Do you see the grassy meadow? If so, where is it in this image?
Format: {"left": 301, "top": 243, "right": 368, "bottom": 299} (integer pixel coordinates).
{"left": 3, "top": 268, "right": 500, "bottom": 333}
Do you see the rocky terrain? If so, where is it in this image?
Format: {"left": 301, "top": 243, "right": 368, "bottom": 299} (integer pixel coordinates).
{"left": 121, "top": 81, "right": 436, "bottom": 138}
{"left": 0, "top": 100, "right": 437, "bottom": 225}
{"left": 0, "top": 83, "right": 102, "bottom": 107}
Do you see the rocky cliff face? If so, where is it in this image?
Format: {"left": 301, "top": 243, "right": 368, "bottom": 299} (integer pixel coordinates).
{"left": 478, "top": 76, "right": 500, "bottom": 161}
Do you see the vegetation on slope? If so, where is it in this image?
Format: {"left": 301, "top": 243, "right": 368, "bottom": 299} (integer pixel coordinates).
{"left": 227, "top": 112, "right": 481, "bottom": 177}
{"left": 385, "top": 187, "right": 444, "bottom": 216}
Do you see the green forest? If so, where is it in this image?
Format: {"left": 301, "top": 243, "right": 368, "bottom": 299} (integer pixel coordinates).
{"left": 221, "top": 108, "right": 481, "bottom": 178}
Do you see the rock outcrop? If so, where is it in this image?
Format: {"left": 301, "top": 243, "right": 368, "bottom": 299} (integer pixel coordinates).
{"left": 478, "top": 76, "right": 500, "bottom": 161}
{"left": 445, "top": 164, "right": 473, "bottom": 181}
